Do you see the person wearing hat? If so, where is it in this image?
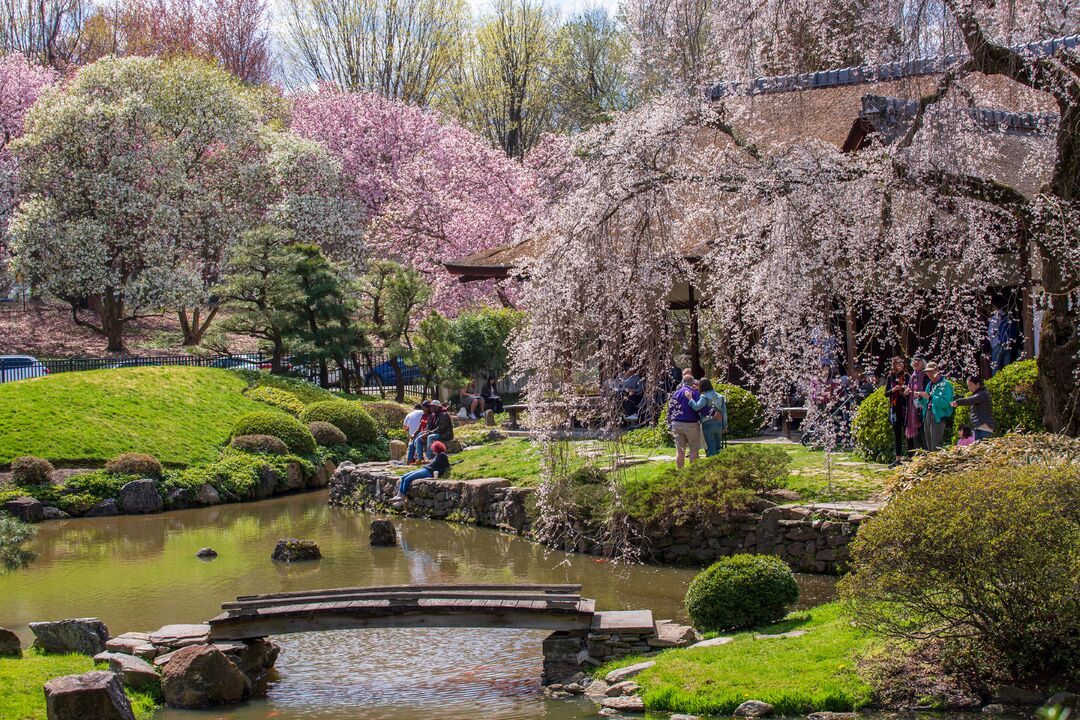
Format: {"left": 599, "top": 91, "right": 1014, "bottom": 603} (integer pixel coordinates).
{"left": 406, "top": 400, "right": 432, "bottom": 465}
{"left": 915, "top": 363, "right": 954, "bottom": 451}
{"left": 414, "top": 399, "right": 454, "bottom": 463}
{"left": 393, "top": 440, "right": 451, "bottom": 505}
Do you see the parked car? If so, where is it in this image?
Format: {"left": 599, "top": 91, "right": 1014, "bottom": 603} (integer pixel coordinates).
{"left": 0, "top": 355, "right": 49, "bottom": 383}
{"left": 364, "top": 359, "right": 422, "bottom": 387}
{"left": 210, "top": 354, "right": 270, "bottom": 371}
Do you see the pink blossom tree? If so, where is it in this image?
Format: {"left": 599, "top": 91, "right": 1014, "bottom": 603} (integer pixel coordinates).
{"left": 0, "top": 54, "right": 56, "bottom": 289}
{"left": 291, "top": 89, "right": 542, "bottom": 311}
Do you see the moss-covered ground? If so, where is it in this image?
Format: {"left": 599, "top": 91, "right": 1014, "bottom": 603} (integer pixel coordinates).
{"left": 598, "top": 602, "right": 875, "bottom": 715}
{"left": 0, "top": 649, "right": 158, "bottom": 720}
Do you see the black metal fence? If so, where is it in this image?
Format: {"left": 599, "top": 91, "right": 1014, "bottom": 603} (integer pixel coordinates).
{"left": 4, "top": 351, "right": 427, "bottom": 396}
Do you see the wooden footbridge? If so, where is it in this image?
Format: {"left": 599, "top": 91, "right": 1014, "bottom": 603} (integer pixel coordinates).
{"left": 208, "top": 584, "right": 597, "bottom": 641}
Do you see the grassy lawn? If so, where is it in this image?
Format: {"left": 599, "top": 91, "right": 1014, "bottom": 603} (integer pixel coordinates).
{"left": 0, "top": 366, "right": 272, "bottom": 467}
{"left": 0, "top": 649, "right": 157, "bottom": 720}
{"left": 599, "top": 602, "right": 874, "bottom": 715}
{"left": 450, "top": 438, "right": 888, "bottom": 502}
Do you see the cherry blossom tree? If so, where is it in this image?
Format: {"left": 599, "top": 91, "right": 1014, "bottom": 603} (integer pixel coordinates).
{"left": 0, "top": 53, "right": 55, "bottom": 290}
{"left": 291, "top": 89, "right": 540, "bottom": 310}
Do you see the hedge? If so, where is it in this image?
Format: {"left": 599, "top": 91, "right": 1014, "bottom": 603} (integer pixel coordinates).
{"left": 230, "top": 411, "right": 316, "bottom": 455}
{"left": 299, "top": 401, "right": 378, "bottom": 446}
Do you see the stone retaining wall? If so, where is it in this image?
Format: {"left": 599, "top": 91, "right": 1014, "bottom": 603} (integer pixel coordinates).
{"left": 329, "top": 463, "right": 875, "bottom": 574}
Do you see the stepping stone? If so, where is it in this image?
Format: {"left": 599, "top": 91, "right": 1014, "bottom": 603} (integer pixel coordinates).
{"left": 44, "top": 670, "right": 135, "bottom": 720}
{"left": 755, "top": 630, "right": 807, "bottom": 639}
{"left": 689, "top": 636, "right": 734, "bottom": 648}
{"left": 592, "top": 610, "right": 655, "bottom": 635}
{"left": 106, "top": 632, "right": 151, "bottom": 655}
{"left": 604, "top": 660, "right": 655, "bottom": 684}
{"left": 149, "top": 624, "right": 210, "bottom": 648}
{"left": 601, "top": 695, "right": 645, "bottom": 711}
{"left": 605, "top": 681, "right": 641, "bottom": 697}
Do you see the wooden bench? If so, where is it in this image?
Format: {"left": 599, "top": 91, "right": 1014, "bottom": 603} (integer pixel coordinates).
{"left": 780, "top": 407, "right": 808, "bottom": 439}
{"left": 504, "top": 403, "right": 527, "bottom": 430}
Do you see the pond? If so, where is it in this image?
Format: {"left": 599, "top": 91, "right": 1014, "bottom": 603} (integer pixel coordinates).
{"left": 0, "top": 491, "right": 837, "bottom": 720}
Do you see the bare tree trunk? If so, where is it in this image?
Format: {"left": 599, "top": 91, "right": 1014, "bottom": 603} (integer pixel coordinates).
{"left": 1037, "top": 253, "right": 1079, "bottom": 434}
{"left": 178, "top": 305, "right": 220, "bottom": 346}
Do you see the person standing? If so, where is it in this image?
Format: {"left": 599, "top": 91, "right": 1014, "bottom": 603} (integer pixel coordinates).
{"left": 951, "top": 375, "right": 995, "bottom": 441}
{"left": 691, "top": 378, "right": 728, "bottom": 457}
{"left": 916, "top": 363, "right": 954, "bottom": 451}
{"left": 988, "top": 300, "right": 1015, "bottom": 374}
{"left": 904, "top": 355, "right": 928, "bottom": 452}
{"left": 403, "top": 402, "right": 426, "bottom": 464}
{"left": 668, "top": 372, "right": 703, "bottom": 469}
{"left": 884, "top": 356, "right": 909, "bottom": 465}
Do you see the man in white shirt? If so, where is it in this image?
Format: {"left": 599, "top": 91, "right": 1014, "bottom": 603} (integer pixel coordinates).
{"left": 402, "top": 402, "right": 427, "bottom": 464}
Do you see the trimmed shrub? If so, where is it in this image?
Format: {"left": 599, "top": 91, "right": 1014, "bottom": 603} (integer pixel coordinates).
{"left": 300, "top": 401, "right": 378, "bottom": 446}
{"left": 715, "top": 383, "right": 765, "bottom": 439}
{"left": 244, "top": 386, "right": 306, "bottom": 416}
{"left": 233, "top": 369, "right": 337, "bottom": 404}
{"left": 308, "top": 421, "right": 347, "bottom": 446}
{"left": 230, "top": 411, "right": 316, "bottom": 455}
{"left": 230, "top": 434, "right": 289, "bottom": 455}
{"left": 10, "top": 455, "right": 54, "bottom": 486}
{"left": 104, "top": 453, "right": 163, "bottom": 478}
{"left": 840, "top": 462, "right": 1080, "bottom": 687}
{"left": 363, "top": 402, "right": 410, "bottom": 434}
{"left": 685, "top": 554, "right": 799, "bottom": 631}
{"left": 173, "top": 448, "right": 314, "bottom": 501}
{"left": 985, "top": 359, "right": 1042, "bottom": 433}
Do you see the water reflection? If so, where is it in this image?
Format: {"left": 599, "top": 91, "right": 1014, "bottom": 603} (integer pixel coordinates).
{"left": 0, "top": 491, "right": 837, "bottom": 720}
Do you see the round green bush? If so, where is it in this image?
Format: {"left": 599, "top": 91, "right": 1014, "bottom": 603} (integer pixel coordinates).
{"left": 230, "top": 434, "right": 289, "bottom": 455}
{"left": 10, "top": 455, "right": 54, "bottom": 486}
{"left": 230, "top": 411, "right": 316, "bottom": 455}
{"left": 104, "top": 453, "right": 163, "bottom": 478}
{"left": 685, "top": 554, "right": 799, "bottom": 631}
{"left": 308, "top": 421, "right": 347, "bottom": 446}
{"left": 714, "top": 383, "right": 765, "bottom": 439}
{"left": 299, "top": 401, "right": 378, "bottom": 446}
{"left": 363, "top": 402, "right": 410, "bottom": 434}
{"left": 985, "top": 359, "right": 1042, "bottom": 433}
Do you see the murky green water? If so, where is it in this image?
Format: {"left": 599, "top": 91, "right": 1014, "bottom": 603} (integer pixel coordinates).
{"left": 0, "top": 491, "right": 837, "bottom": 719}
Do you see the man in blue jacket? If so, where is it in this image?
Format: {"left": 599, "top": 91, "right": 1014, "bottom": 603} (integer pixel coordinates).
{"left": 668, "top": 372, "right": 703, "bottom": 469}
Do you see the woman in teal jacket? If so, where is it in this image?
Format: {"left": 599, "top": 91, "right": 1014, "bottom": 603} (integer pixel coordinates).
{"left": 690, "top": 378, "right": 728, "bottom": 456}
{"left": 915, "top": 363, "right": 954, "bottom": 451}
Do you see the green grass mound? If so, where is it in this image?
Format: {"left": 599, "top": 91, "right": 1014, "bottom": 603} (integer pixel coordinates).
{"left": 0, "top": 367, "right": 272, "bottom": 467}
{"left": 0, "top": 649, "right": 158, "bottom": 720}
{"left": 308, "top": 421, "right": 347, "bottom": 446}
{"left": 602, "top": 602, "right": 873, "bottom": 716}
{"left": 300, "top": 401, "right": 378, "bottom": 445}
{"left": 244, "top": 386, "right": 306, "bottom": 415}
{"left": 230, "top": 412, "right": 316, "bottom": 455}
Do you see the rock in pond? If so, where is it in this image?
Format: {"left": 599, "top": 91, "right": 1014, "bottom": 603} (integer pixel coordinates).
{"left": 369, "top": 519, "right": 397, "bottom": 546}
{"left": 41, "top": 506, "right": 69, "bottom": 520}
{"left": 600, "top": 695, "right": 645, "bottom": 712}
{"left": 195, "top": 483, "right": 220, "bottom": 506}
{"left": 0, "top": 626, "right": 21, "bottom": 656}
{"left": 271, "top": 538, "right": 321, "bottom": 562}
{"left": 161, "top": 645, "right": 252, "bottom": 708}
{"left": 94, "top": 652, "right": 161, "bottom": 692}
{"left": 734, "top": 700, "right": 775, "bottom": 717}
{"left": 85, "top": 499, "right": 120, "bottom": 517}
{"left": 30, "top": 618, "right": 110, "bottom": 655}
{"left": 982, "top": 704, "right": 1006, "bottom": 714}
{"left": 166, "top": 487, "right": 193, "bottom": 509}
{"left": 44, "top": 670, "right": 135, "bottom": 720}
{"left": 604, "top": 660, "right": 655, "bottom": 684}
{"left": 118, "top": 479, "right": 163, "bottom": 514}
{"left": 195, "top": 547, "right": 218, "bottom": 559}
{"left": 605, "top": 681, "right": 641, "bottom": 697}
{"left": 4, "top": 496, "right": 43, "bottom": 522}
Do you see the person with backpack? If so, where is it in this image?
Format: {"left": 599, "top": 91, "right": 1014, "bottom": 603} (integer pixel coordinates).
{"left": 668, "top": 371, "right": 703, "bottom": 469}
{"left": 690, "top": 378, "right": 728, "bottom": 456}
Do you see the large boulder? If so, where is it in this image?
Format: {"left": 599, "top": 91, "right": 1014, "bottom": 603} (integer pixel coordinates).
{"left": 310, "top": 458, "right": 336, "bottom": 488}
{"left": 195, "top": 484, "right": 220, "bottom": 506}
{"left": 85, "top": 499, "right": 119, "bottom": 517}
{"left": 118, "top": 479, "right": 163, "bottom": 514}
{"left": 43, "top": 670, "right": 135, "bottom": 720}
{"left": 228, "top": 638, "right": 280, "bottom": 682}
{"left": 4, "top": 496, "right": 44, "bottom": 522}
{"left": 0, "top": 626, "right": 21, "bottom": 656}
{"left": 30, "top": 618, "right": 109, "bottom": 655}
{"left": 369, "top": 519, "right": 397, "bottom": 547}
{"left": 254, "top": 466, "right": 277, "bottom": 499}
{"left": 41, "top": 506, "right": 69, "bottom": 520}
{"left": 165, "top": 487, "right": 193, "bottom": 510}
{"left": 735, "top": 700, "right": 775, "bottom": 717}
{"left": 649, "top": 621, "right": 701, "bottom": 648}
{"left": 160, "top": 645, "right": 252, "bottom": 708}
{"left": 271, "top": 538, "right": 321, "bottom": 562}
{"left": 94, "top": 652, "right": 161, "bottom": 692}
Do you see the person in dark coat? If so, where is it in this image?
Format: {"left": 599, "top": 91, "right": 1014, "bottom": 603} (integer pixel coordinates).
{"left": 952, "top": 375, "right": 995, "bottom": 441}
{"left": 884, "top": 356, "right": 910, "bottom": 465}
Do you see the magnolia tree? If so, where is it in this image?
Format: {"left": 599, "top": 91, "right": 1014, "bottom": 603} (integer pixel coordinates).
{"left": 513, "top": 0, "right": 1080, "bottom": 551}
{"left": 0, "top": 54, "right": 55, "bottom": 288}
{"left": 291, "top": 89, "right": 540, "bottom": 310}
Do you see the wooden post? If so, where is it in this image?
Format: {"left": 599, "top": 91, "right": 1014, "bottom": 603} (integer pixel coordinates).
{"left": 844, "top": 305, "right": 858, "bottom": 371}
{"left": 689, "top": 284, "right": 704, "bottom": 378}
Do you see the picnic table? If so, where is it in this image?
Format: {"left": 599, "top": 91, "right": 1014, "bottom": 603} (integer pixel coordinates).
{"left": 779, "top": 406, "right": 808, "bottom": 439}
{"left": 504, "top": 404, "right": 527, "bottom": 430}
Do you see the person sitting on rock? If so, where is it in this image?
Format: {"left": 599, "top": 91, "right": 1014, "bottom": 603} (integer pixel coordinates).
{"left": 393, "top": 441, "right": 450, "bottom": 506}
